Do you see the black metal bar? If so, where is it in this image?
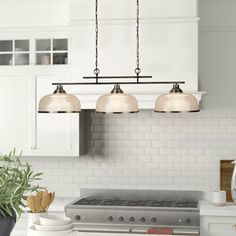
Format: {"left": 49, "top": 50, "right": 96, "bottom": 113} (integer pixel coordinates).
{"left": 52, "top": 81, "right": 185, "bottom": 86}
{"left": 83, "top": 76, "right": 152, "bottom": 79}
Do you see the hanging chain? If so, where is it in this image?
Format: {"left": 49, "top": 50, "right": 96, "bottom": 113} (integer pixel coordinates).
{"left": 94, "top": 0, "right": 100, "bottom": 79}
{"left": 93, "top": 0, "right": 141, "bottom": 80}
{"left": 135, "top": 0, "right": 141, "bottom": 78}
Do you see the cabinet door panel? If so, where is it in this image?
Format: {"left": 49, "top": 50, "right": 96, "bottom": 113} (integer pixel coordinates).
{"left": 35, "top": 75, "right": 80, "bottom": 156}
{"left": 0, "top": 74, "right": 30, "bottom": 153}
{"left": 201, "top": 216, "right": 236, "bottom": 236}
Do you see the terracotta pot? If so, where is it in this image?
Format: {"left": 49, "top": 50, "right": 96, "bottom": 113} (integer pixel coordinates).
{"left": 0, "top": 212, "right": 16, "bottom": 236}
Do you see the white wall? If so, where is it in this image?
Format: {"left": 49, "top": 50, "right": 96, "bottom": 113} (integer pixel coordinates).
{"left": 199, "top": 0, "right": 236, "bottom": 108}
{"left": 0, "top": 0, "right": 69, "bottom": 28}
{"left": 69, "top": 0, "right": 198, "bottom": 20}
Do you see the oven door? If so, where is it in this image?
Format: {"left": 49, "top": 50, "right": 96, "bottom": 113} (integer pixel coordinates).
{"left": 73, "top": 225, "right": 200, "bottom": 236}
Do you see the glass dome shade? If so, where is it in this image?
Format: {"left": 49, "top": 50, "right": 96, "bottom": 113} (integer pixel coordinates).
{"left": 38, "top": 85, "right": 81, "bottom": 113}
{"left": 154, "top": 93, "right": 199, "bottom": 113}
{"left": 96, "top": 84, "right": 139, "bottom": 114}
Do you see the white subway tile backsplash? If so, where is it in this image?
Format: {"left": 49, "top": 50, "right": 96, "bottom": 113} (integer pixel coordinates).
{"left": 25, "top": 108, "right": 236, "bottom": 201}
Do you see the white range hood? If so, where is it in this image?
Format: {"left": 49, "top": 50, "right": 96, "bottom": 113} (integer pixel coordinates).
{"left": 67, "top": 0, "right": 204, "bottom": 110}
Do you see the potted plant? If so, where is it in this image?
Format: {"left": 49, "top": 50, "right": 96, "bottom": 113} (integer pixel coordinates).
{"left": 0, "top": 149, "right": 42, "bottom": 236}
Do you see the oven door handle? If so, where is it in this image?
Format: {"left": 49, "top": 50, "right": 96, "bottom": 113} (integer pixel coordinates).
{"left": 173, "top": 228, "right": 200, "bottom": 235}
{"left": 131, "top": 228, "right": 199, "bottom": 235}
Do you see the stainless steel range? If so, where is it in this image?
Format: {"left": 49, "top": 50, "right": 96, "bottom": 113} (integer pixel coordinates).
{"left": 65, "top": 189, "right": 202, "bottom": 235}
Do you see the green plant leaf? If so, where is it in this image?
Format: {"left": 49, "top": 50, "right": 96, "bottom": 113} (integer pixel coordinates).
{"left": 0, "top": 149, "right": 43, "bottom": 220}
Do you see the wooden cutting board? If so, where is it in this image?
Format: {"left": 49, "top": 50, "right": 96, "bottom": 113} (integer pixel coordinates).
{"left": 220, "top": 160, "right": 234, "bottom": 202}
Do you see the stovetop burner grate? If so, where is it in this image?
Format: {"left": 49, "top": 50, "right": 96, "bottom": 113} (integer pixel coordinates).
{"left": 73, "top": 197, "right": 198, "bottom": 208}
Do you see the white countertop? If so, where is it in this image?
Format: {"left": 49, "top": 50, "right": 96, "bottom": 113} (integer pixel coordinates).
{"left": 12, "top": 197, "right": 75, "bottom": 236}
{"left": 200, "top": 200, "right": 236, "bottom": 217}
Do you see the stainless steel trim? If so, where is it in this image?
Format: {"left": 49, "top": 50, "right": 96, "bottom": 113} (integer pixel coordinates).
{"left": 38, "top": 111, "right": 80, "bottom": 113}
{"left": 66, "top": 188, "right": 202, "bottom": 211}
{"left": 173, "top": 228, "right": 200, "bottom": 235}
{"left": 80, "top": 189, "right": 203, "bottom": 202}
{"left": 74, "top": 226, "right": 200, "bottom": 235}
{"left": 155, "top": 110, "right": 200, "bottom": 113}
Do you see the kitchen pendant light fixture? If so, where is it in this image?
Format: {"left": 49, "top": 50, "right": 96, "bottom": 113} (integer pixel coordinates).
{"left": 96, "top": 84, "right": 139, "bottom": 113}
{"left": 38, "top": 85, "right": 81, "bottom": 113}
{"left": 95, "top": 0, "right": 141, "bottom": 113}
{"left": 154, "top": 83, "right": 200, "bottom": 113}
{"left": 38, "top": 0, "right": 200, "bottom": 114}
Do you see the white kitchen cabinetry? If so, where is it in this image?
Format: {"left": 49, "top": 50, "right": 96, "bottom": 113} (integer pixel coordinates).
{"left": 0, "top": 37, "right": 68, "bottom": 66}
{"left": 0, "top": 39, "right": 30, "bottom": 66}
{"left": 0, "top": 73, "right": 31, "bottom": 154}
{"left": 201, "top": 216, "right": 236, "bottom": 236}
{"left": 0, "top": 29, "right": 86, "bottom": 157}
{"left": 200, "top": 201, "right": 236, "bottom": 236}
{"left": 31, "top": 73, "right": 86, "bottom": 157}
{"left": 35, "top": 38, "right": 68, "bottom": 65}
{"left": 0, "top": 70, "right": 86, "bottom": 157}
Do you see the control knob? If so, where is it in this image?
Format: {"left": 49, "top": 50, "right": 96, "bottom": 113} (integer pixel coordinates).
{"left": 107, "top": 216, "right": 113, "bottom": 222}
{"left": 129, "top": 217, "right": 135, "bottom": 222}
{"left": 151, "top": 217, "right": 157, "bottom": 223}
{"left": 75, "top": 215, "right": 81, "bottom": 221}
{"left": 140, "top": 217, "right": 145, "bottom": 222}
{"left": 119, "top": 216, "right": 124, "bottom": 222}
{"left": 184, "top": 218, "right": 191, "bottom": 224}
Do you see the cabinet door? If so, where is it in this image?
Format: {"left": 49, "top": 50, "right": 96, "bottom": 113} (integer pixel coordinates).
{"left": 29, "top": 74, "right": 82, "bottom": 156}
{"left": 0, "top": 39, "right": 30, "bottom": 66}
{"left": 0, "top": 74, "right": 31, "bottom": 153}
{"left": 201, "top": 216, "right": 236, "bottom": 236}
{"left": 35, "top": 38, "right": 68, "bottom": 65}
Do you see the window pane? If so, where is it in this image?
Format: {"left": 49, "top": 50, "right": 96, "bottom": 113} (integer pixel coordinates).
{"left": 0, "top": 54, "right": 13, "bottom": 65}
{"left": 53, "top": 39, "right": 68, "bottom": 51}
{"left": 0, "top": 40, "right": 13, "bottom": 52}
{"left": 53, "top": 53, "right": 68, "bottom": 65}
{"left": 36, "top": 53, "right": 51, "bottom": 65}
{"left": 15, "top": 54, "right": 29, "bottom": 65}
{"left": 36, "top": 39, "right": 51, "bottom": 51}
{"left": 15, "top": 40, "right": 29, "bottom": 51}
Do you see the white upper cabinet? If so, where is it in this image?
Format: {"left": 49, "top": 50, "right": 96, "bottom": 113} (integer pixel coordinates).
{"left": 0, "top": 37, "right": 69, "bottom": 67}
{"left": 35, "top": 38, "right": 68, "bottom": 66}
{"left": 0, "top": 40, "right": 30, "bottom": 66}
{"left": 0, "top": 28, "right": 86, "bottom": 157}
{"left": 30, "top": 74, "right": 86, "bottom": 157}
{"left": 0, "top": 74, "right": 31, "bottom": 154}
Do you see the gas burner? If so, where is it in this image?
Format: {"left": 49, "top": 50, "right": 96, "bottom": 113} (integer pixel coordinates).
{"left": 101, "top": 199, "right": 115, "bottom": 205}
{"left": 73, "top": 198, "right": 198, "bottom": 208}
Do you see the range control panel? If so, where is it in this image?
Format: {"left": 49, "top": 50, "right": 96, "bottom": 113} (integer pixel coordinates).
{"left": 66, "top": 208, "right": 199, "bottom": 227}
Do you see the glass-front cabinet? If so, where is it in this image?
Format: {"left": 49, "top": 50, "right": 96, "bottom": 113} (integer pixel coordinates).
{"left": 0, "top": 38, "right": 68, "bottom": 66}
{"left": 36, "top": 38, "right": 68, "bottom": 65}
{"left": 0, "top": 40, "right": 30, "bottom": 66}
